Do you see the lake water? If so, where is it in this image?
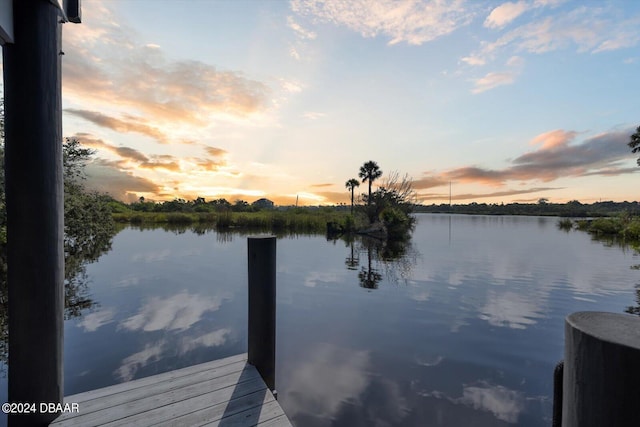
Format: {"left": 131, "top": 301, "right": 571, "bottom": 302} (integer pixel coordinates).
{"left": 1, "top": 213, "right": 639, "bottom": 426}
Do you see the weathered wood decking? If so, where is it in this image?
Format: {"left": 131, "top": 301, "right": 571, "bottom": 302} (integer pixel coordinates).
{"left": 50, "top": 353, "right": 292, "bottom": 427}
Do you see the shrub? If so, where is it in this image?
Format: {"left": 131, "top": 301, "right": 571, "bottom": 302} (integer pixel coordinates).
{"left": 623, "top": 219, "right": 640, "bottom": 240}
{"left": 589, "top": 218, "right": 623, "bottom": 235}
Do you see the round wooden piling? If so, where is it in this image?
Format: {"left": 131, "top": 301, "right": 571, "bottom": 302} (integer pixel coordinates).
{"left": 562, "top": 311, "right": 640, "bottom": 427}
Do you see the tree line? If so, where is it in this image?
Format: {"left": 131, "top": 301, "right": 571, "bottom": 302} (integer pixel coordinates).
{"left": 415, "top": 200, "right": 640, "bottom": 217}
{"left": 121, "top": 197, "right": 267, "bottom": 214}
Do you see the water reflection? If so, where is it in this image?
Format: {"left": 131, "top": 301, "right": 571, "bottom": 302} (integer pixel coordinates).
{"left": 1, "top": 216, "right": 638, "bottom": 427}
{"left": 459, "top": 382, "right": 525, "bottom": 423}
{"left": 116, "top": 339, "right": 166, "bottom": 381}
{"left": 626, "top": 284, "right": 640, "bottom": 315}
{"left": 358, "top": 243, "right": 383, "bottom": 290}
{"left": 0, "top": 225, "right": 116, "bottom": 365}
{"left": 480, "top": 290, "right": 546, "bottom": 330}
{"left": 335, "top": 233, "right": 419, "bottom": 289}
{"left": 422, "top": 382, "right": 526, "bottom": 424}
{"left": 114, "top": 327, "right": 232, "bottom": 382}
{"left": 345, "top": 239, "right": 359, "bottom": 271}
{"left": 584, "top": 233, "right": 640, "bottom": 316}
{"left": 78, "top": 308, "right": 116, "bottom": 332}
{"left": 283, "top": 343, "right": 371, "bottom": 422}
{"left": 120, "top": 291, "right": 228, "bottom": 332}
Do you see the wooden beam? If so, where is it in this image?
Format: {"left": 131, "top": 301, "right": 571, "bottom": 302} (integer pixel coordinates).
{"left": 2, "top": 0, "right": 64, "bottom": 425}
{"left": 64, "top": 0, "right": 81, "bottom": 23}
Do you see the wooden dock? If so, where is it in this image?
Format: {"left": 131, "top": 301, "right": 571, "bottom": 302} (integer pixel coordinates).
{"left": 50, "top": 353, "right": 292, "bottom": 427}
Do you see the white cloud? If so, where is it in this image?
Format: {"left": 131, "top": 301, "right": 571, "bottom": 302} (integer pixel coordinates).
{"left": 471, "top": 55, "right": 524, "bottom": 93}
{"left": 506, "top": 55, "right": 524, "bottom": 67}
{"left": 289, "top": 45, "right": 301, "bottom": 60}
{"left": 471, "top": 71, "right": 517, "bottom": 93}
{"left": 461, "top": 54, "right": 486, "bottom": 66}
{"left": 62, "top": 4, "right": 270, "bottom": 126}
{"left": 484, "top": 1, "right": 530, "bottom": 29}
{"left": 290, "top": 0, "right": 474, "bottom": 46}
{"left": 120, "top": 292, "right": 225, "bottom": 332}
{"left": 533, "top": 0, "right": 568, "bottom": 7}
{"left": 279, "top": 78, "right": 303, "bottom": 93}
{"left": 287, "top": 15, "right": 317, "bottom": 40}
{"left": 468, "top": 6, "right": 640, "bottom": 66}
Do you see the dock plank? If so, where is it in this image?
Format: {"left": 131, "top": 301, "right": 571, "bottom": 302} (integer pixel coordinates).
{"left": 50, "top": 354, "right": 292, "bottom": 427}
{"left": 63, "top": 353, "right": 249, "bottom": 404}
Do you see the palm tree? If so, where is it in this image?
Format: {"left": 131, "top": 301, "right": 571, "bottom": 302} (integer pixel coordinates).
{"left": 629, "top": 125, "right": 640, "bottom": 165}
{"left": 358, "top": 161, "right": 382, "bottom": 205}
{"left": 345, "top": 178, "right": 360, "bottom": 214}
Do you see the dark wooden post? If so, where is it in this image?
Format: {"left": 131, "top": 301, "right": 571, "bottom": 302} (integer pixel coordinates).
{"left": 247, "top": 236, "right": 276, "bottom": 392}
{"left": 3, "top": 1, "right": 64, "bottom": 425}
{"left": 562, "top": 311, "right": 640, "bottom": 427}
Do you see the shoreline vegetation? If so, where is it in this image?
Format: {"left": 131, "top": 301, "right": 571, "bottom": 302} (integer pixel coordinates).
{"left": 108, "top": 198, "right": 640, "bottom": 236}
{"left": 112, "top": 209, "right": 352, "bottom": 234}
{"left": 558, "top": 213, "right": 640, "bottom": 242}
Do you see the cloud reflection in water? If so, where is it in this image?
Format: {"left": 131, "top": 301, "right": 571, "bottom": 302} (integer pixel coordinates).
{"left": 283, "top": 343, "right": 370, "bottom": 421}
{"left": 78, "top": 308, "right": 116, "bottom": 332}
{"left": 120, "top": 291, "right": 226, "bottom": 332}
{"left": 115, "top": 339, "right": 166, "bottom": 381}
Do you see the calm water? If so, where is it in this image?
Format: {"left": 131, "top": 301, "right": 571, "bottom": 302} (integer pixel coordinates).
{"left": 1, "top": 214, "right": 639, "bottom": 426}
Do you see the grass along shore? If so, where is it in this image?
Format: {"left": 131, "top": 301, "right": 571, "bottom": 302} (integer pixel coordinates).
{"left": 112, "top": 210, "right": 355, "bottom": 233}
{"left": 560, "top": 214, "right": 640, "bottom": 241}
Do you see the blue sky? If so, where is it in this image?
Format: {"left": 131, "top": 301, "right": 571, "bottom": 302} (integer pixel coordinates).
{"left": 18, "top": 0, "right": 640, "bottom": 204}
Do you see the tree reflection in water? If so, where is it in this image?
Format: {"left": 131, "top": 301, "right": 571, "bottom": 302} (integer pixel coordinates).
{"left": 0, "top": 229, "right": 117, "bottom": 367}
{"left": 336, "top": 233, "right": 418, "bottom": 289}
{"left": 584, "top": 233, "right": 640, "bottom": 317}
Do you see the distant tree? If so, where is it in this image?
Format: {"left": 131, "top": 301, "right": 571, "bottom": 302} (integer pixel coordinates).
{"left": 232, "top": 199, "right": 251, "bottom": 212}
{"left": 358, "top": 161, "right": 382, "bottom": 205}
{"left": 63, "top": 137, "right": 95, "bottom": 185}
{"left": 210, "top": 198, "right": 231, "bottom": 212}
{"left": 345, "top": 178, "right": 360, "bottom": 214}
{"left": 629, "top": 125, "right": 640, "bottom": 165}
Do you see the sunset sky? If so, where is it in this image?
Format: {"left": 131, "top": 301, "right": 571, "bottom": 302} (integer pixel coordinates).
{"left": 6, "top": 0, "right": 640, "bottom": 205}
